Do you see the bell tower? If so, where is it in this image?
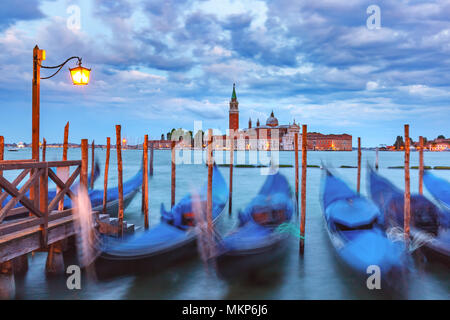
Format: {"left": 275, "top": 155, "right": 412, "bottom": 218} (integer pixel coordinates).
{"left": 229, "top": 83, "right": 239, "bottom": 132}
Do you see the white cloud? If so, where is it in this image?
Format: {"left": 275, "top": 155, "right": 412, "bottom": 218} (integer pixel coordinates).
{"left": 193, "top": 0, "right": 268, "bottom": 29}
{"left": 366, "top": 81, "right": 379, "bottom": 91}
{"left": 338, "top": 27, "right": 406, "bottom": 47}
{"left": 210, "top": 45, "right": 232, "bottom": 57}
{"left": 116, "top": 70, "right": 166, "bottom": 82}
{"left": 400, "top": 84, "right": 450, "bottom": 97}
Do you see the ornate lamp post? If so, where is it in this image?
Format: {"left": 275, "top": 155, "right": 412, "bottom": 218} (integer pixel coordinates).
{"left": 32, "top": 45, "right": 91, "bottom": 161}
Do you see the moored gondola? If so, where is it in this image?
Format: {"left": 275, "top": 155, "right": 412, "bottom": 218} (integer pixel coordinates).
{"left": 215, "top": 171, "right": 294, "bottom": 281}
{"left": 90, "top": 166, "right": 143, "bottom": 216}
{"left": 321, "top": 168, "right": 408, "bottom": 289}
{"left": 368, "top": 168, "right": 449, "bottom": 266}
{"left": 95, "top": 164, "right": 228, "bottom": 277}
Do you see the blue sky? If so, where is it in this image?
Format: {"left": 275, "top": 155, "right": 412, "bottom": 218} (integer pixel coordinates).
{"left": 0, "top": 0, "right": 449, "bottom": 146}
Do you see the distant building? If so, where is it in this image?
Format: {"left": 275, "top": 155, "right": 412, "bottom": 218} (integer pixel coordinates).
{"left": 152, "top": 84, "right": 353, "bottom": 151}
{"left": 149, "top": 140, "right": 172, "bottom": 149}
{"left": 427, "top": 138, "right": 450, "bottom": 151}
{"left": 218, "top": 84, "right": 352, "bottom": 151}
{"left": 306, "top": 132, "right": 353, "bottom": 151}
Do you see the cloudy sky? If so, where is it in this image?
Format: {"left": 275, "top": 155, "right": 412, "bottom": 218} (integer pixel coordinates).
{"left": 0, "top": 0, "right": 449, "bottom": 146}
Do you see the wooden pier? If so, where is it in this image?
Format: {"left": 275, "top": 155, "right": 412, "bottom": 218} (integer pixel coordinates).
{"left": 0, "top": 157, "right": 132, "bottom": 275}
{"left": 0, "top": 160, "right": 82, "bottom": 265}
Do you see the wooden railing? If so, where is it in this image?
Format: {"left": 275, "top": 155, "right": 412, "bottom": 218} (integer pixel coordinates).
{"left": 0, "top": 160, "right": 82, "bottom": 248}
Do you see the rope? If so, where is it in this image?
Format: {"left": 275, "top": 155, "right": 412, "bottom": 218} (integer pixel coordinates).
{"left": 275, "top": 222, "right": 305, "bottom": 239}
{"left": 386, "top": 226, "right": 434, "bottom": 252}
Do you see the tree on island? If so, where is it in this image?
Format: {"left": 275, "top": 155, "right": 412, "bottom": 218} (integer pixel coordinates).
{"left": 171, "top": 128, "right": 187, "bottom": 141}
{"left": 188, "top": 130, "right": 194, "bottom": 146}
{"left": 437, "top": 135, "right": 445, "bottom": 140}
{"left": 393, "top": 136, "right": 404, "bottom": 150}
{"left": 194, "top": 130, "right": 205, "bottom": 148}
{"left": 166, "top": 128, "right": 176, "bottom": 140}
{"left": 168, "top": 128, "right": 176, "bottom": 141}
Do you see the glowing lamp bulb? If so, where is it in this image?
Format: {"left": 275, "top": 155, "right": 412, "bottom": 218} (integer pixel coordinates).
{"left": 69, "top": 65, "right": 91, "bottom": 85}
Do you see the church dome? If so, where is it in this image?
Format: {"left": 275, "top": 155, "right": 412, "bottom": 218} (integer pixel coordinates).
{"left": 266, "top": 111, "right": 278, "bottom": 127}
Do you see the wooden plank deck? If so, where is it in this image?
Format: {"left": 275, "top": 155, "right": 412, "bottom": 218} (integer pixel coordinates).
{"left": 0, "top": 209, "right": 77, "bottom": 263}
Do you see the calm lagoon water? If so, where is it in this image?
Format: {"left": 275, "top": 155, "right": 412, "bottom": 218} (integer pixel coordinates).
{"left": 3, "top": 148, "right": 450, "bottom": 299}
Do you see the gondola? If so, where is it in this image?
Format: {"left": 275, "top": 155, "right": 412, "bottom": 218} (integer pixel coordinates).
{"left": 215, "top": 171, "right": 294, "bottom": 280}
{"left": 368, "top": 168, "right": 449, "bottom": 265}
{"left": 96, "top": 164, "right": 228, "bottom": 276}
{"left": 89, "top": 166, "right": 143, "bottom": 216}
{"left": 321, "top": 169, "right": 407, "bottom": 289}
{"left": 58, "top": 164, "right": 141, "bottom": 216}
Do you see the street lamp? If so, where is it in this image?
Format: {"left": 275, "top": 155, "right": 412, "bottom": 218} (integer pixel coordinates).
{"left": 32, "top": 44, "right": 91, "bottom": 161}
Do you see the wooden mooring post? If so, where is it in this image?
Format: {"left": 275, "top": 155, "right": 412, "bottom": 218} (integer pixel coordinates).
{"left": 357, "top": 137, "right": 361, "bottom": 194}
{"left": 80, "top": 138, "right": 89, "bottom": 267}
{"left": 58, "top": 123, "right": 69, "bottom": 211}
{"left": 404, "top": 125, "right": 411, "bottom": 243}
{"left": 375, "top": 147, "right": 379, "bottom": 171}
{"left": 419, "top": 136, "right": 424, "bottom": 195}
{"left": 149, "top": 141, "right": 154, "bottom": 176}
{"left": 207, "top": 129, "right": 214, "bottom": 244}
{"left": 143, "top": 135, "right": 149, "bottom": 229}
{"left": 63, "top": 122, "right": 69, "bottom": 160}
{"left": 0, "top": 136, "right": 3, "bottom": 161}
{"left": 42, "top": 138, "right": 47, "bottom": 162}
{"left": 300, "top": 125, "right": 307, "bottom": 255}
{"left": 0, "top": 260, "right": 14, "bottom": 299}
{"left": 171, "top": 140, "right": 176, "bottom": 208}
{"left": 228, "top": 131, "right": 234, "bottom": 215}
{"left": 45, "top": 241, "right": 63, "bottom": 275}
{"left": 0, "top": 136, "right": 3, "bottom": 211}
{"left": 116, "top": 125, "right": 124, "bottom": 237}
{"left": 294, "top": 132, "right": 299, "bottom": 214}
{"left": 81, "top": 139, "right": 88, "bottom": 188}
{"left": 103, "top": 137, "right": 110, "bottom": 214}
{"left": 90, "top": 140, "right": 95, "bottom": 189}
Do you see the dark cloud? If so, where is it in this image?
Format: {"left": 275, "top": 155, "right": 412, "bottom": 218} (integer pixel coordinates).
{"left": 0, "top": 0, "right": 46, "bottom": 31}
{"left": 94, "top": 0, "right": 134, "bottom": 19}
